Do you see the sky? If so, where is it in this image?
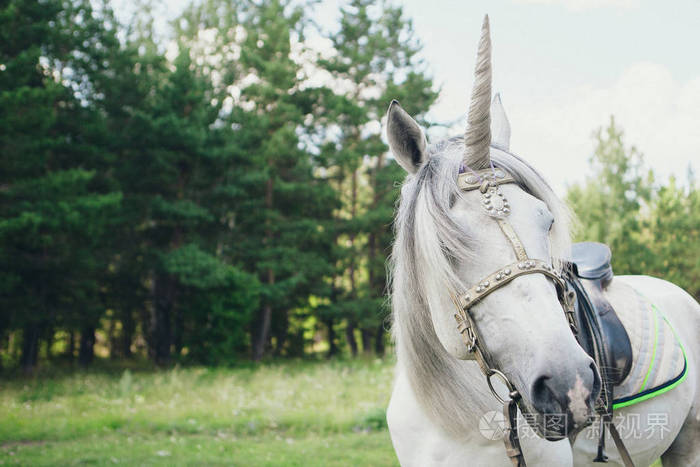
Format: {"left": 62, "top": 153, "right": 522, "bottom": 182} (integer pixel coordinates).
{"left": 114, "top": 0, "right": 700, "bottom": 194}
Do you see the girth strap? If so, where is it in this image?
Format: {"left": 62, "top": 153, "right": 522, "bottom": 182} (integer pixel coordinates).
{"left": 610, "top": 422, "right": 636, "bottom": 467}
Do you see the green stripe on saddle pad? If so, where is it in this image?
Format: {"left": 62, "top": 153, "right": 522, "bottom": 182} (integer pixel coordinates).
{"left": 613, "top": 297, "right": 688, "bottom": 410}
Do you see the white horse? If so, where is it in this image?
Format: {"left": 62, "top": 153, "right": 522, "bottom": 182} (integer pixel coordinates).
{"left": 385, "top": 16, "right": 700, "bottom": 467}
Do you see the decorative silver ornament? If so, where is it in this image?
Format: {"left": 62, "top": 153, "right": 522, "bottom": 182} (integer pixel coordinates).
{"left": 480, "top": 175, "right": 510, "bottom": 218}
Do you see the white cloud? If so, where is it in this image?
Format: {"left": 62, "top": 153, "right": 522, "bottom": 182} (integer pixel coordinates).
{"left": 506, "top": 62, "right": 700, "bottom": 194}
{"left": 513, "top": 0, "right": 640, "bottom": 11}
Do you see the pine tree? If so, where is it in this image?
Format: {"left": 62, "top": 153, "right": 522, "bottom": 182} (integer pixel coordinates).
{"left": 567, "top": 117, "right": 699, "bottom": 300}
{"left": 0, "top": 0, "right": 122, "bottom": 370}
{"left": 0, "top": 0, "right": 441, "bottom": 365}
{"left": 228, "top": 0, "right": 337, "bottom": 360}
{"left": 566, "top": 117, "right": 655, "bottom": 275}
{"left": 645, "top": 175, "right": 700, "bottom": 300}
{"left": 320, "top": 0, "right": 438, "bottom": 355}
{"left": 103, "top": 35, "right": 261, "bottom": 364}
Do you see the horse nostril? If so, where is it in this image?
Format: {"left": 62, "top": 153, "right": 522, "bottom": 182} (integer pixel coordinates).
{"left": 531, "top": 374, "right": 561, "bottom": 415}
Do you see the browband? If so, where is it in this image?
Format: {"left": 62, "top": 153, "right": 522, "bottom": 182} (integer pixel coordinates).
{"left": 458, "top": 168, "right": 515, "bottom": 190}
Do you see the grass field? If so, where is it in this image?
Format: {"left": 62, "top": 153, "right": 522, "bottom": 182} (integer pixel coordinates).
{"left": 0, "top": 359, "right": 398, "bottom": 466}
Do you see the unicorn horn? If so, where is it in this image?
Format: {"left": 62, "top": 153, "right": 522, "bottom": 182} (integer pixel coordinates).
{"left": 464, "top": 15, "right": 492, "bottom": 169}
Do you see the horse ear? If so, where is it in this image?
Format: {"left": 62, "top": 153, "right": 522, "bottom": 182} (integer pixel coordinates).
{"left": 491, "top": 93, "right": 510, "bottom": 151}
{"left": 386, "top": 100, "right": 427, "bottom": 174}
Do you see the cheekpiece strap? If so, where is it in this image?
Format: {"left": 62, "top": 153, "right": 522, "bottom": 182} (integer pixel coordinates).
{"left": 497, "top": 218, "right": 528, "bottom": 261}
{"left": 451, "top": 166, "right": 586, "bottom": 467}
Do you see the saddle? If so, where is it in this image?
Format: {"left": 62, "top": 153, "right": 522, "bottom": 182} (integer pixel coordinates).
{"left": 564, "top": 242, "right": 633, "bottom": 463}
{"left": 568, "top": 242, "right": 633, "bottom": 387}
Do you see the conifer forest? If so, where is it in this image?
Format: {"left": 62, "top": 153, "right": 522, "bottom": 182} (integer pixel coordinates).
{"left": 1, "top": 0, "right": 698, "bottom": 373}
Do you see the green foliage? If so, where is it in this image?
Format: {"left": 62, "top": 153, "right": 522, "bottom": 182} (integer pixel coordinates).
{"left": 225, "top": 0, "right": 338, "bottom": 360}
{"left": 0, "top": 0, "right": 123, "bottom": 370}
{"left": 566, "top": 116, "right": 654, "bottom": 274}
{"left": 0, "top": 0, "right": 433, "bottom": 367}
{"left": 567, "top": 117, "right": 699, "bottom": 300}
{"left": 358, "top": 407, "right": 389, "bottom": 431}
{"left": 179, "top": 264, "right": 260, "bottom": 364}
{"left": 644, "top": 175, "right": 700, "bottom": 299}
{"left": 318, "top": 0, "right": 438, "bottom": 356}
{"left": 1, "top": 0, "right": 694, "bottom": 370}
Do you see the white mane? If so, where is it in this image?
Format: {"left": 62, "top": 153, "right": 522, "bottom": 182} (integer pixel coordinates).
{"left": 389, "top": 137, "right": 573, "bottom": 438}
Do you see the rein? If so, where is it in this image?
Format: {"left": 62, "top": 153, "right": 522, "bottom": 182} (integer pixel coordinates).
{"left": 450, "top": 168, "right": 633, "bottom": 467}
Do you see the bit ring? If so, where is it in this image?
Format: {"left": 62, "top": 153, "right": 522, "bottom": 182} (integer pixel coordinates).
{"left": 486, "top": 368, "right": 517, "bottom": 404}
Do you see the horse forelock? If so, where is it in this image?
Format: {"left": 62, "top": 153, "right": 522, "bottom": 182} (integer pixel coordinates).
{"left": 389, "top": 138, "right": 573, "bottom": 438}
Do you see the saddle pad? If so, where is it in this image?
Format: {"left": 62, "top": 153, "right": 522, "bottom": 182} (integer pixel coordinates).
{"left": 612, "top": 287, "right": 687, "bottom": 409}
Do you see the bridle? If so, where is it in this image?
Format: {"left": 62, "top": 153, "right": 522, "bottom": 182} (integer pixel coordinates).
{"left": 450, "top": 166, "right": 635, "bottom": 467}
{"left": 451, "top": 167, "right": 578, "bottom": 467}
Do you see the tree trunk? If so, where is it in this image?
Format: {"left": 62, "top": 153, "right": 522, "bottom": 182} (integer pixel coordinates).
{"left": 152, "top": 273, "right": 176, "bottom": 366}
{"left": 346, "top": 169, "right": 360, "bottom": 357}
{"left": 345, "top": 321, "right": 358, "bottom": 357}
{"left": 273, "top": 308, "right": 289, "bottom": 356}
{"left": 44, "top": 327, "right": 54, "bottom": 360}
{"left": 326, "top": 316, "right": 337, "bottom": 358}
{"left": 108, "top": 318, "right": 117, "bottom": 359}
{"left": 374, "top": 322, "right": 385, "bottom": 356}
{"left": 67, "top": 331, "right": 76, "bottom": 359}
{"left": 253, "top": 174, "right": 275, "bottom": 362}
{"left": 78, "top": 325, "right": 96, "bottom": 367}
{"left": 361, "top": 328, "right": 373, "bottom": 355}
{"left": 140, "top": 305, "right": 153, "bottom": 360}
{"left": 366, "top": 228, "right": 379, "bottom": 358}
{"left": 349, "top": 169, "right": 358, "bottom": 291}
{"left": 253, "top": 304, "right": 272, "bottom": 361}
{"left": 173, "top": 303, "right": 184, "bottom": 357}
{"left": 121, "top": 310, "right": 134, "bottom": 358}
{"left": 20, "top": 324, "right": 40, "bottom": 374}
{"left": 368, "top": 153, "right": 387, "bottom": 358}
{"left": 252, "top": 267, "right": 274, "bottom": 362}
